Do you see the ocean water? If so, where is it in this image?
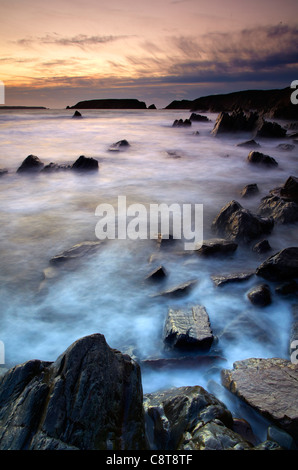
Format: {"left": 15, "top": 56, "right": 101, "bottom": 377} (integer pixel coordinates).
{"left": 0, "top": 108, "right": 297, "bottom": 435}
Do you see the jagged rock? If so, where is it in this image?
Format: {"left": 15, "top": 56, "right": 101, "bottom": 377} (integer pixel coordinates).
{"left": 211, "top": 271, "right": 254, "bottom": 287}
{"left": 221, "top": 358, "right": 298, "bottom": 443}
{"left": 172, "top": 119, "right": 191, "bottom": 127}
{"left": 189, "top": 113, "right": 210, "bottom": 122}
{"left": 0, "top": 334, "right": 146, "bottom": 450}
{"left": 17, "top": 155, "right": 44, "bottom": 173}
{"left": 255, "top": 120, "right": 287, "bottom": 138}
{"left": 237, "top": 139, "right": 260, "bottom": 148}
{"left": 152, "top": 279, "right": 197, "bottom": 298}
{"left": 240, "top": 183, "right": 259, "bottom": 198}
{"left": 50, "top": 241, "right": 102, "bottom": 265}
{"left": 145, "top": 265, "right": 167, "bottom": 282}
{"left": 72, "top": 110, "right": 82, "bottom": 118}
{"left": 247, "top": 284, "right": 272, "bottom": 307}
{"left": 72, "top": 155, "right": 98, "bottom": 171}
{"left": 211, "top": 200, "right": 274, "bottom": 243}
{"left": 247, "top": 151, "right": 278, "bottom": 167}
{"left": 143, "top": 385, "right": 242, "bottom": 450}
{"left": 108, "top": 140, "right": 130, "bottom": 151}
{"left": 256, "top": 247, "right": 298, "bottom": 281}
{"left": 280, "top": 176, "right": 298, "bottom": 201}
{"left": 258, "top": 176, "right": 298, "bottom": 224}
{"left": 211, "top": 109, "right": 259, "bottom": 136}
{"left": 252, "top": 239, "right": 272, "bottom": 254}
{"left": 195, "top": 238, "right": 238, "bottom": 256}
{"left": 163, "top": 305, "right": 214, "bottom": 351}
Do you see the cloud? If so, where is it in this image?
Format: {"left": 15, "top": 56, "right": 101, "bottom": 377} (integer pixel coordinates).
{"left": 16, "top": 33, "right": 130, "bottom": 49}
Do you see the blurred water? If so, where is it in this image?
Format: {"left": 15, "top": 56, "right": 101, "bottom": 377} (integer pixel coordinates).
{"left": 0, "top": 108, "right": 297, "bottom": 431}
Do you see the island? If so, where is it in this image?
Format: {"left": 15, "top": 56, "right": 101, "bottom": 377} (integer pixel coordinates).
{"left": 67, "top": 99, "right": 147, "bottom": 109}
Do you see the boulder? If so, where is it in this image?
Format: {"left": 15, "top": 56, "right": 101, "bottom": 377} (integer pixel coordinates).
{"left": 0, "top": 334, "right": 146, "bottom": 450}
{"left": 247, "top": 284, "right": 272, "bottom": 307}
{"left": 247, "top": 151, "right": 278, "bottom": 167}
{"left": 143, "top": 385, "right": 245, "bottom": 450}
{"left": 195, "top": 238, "right": 238, "bottom": 256}
{"left": 276, "top": 143, "right": 295, "bottom": 151}
{"left": 219, "top": 312, "right": 274, "bottom": 345}
{"left": 189, "top": 113, "right": 210, "bottom": 122}
{"left": 108, "top": 140, "right": 130, "bottom": 151}
{"left": 240, "top": 183, "right": 259, "bottom": 198}
{"left": 172, "top": 119, "right": 191, "bottom": 127}
{"left": 275, "top": 280, "right": 298, "bottom": 296}
{"left": 252, "top": 239, "right": 272, "bottom": 254}
{"left": 72, "top": 155, "right": 98, "bottom": 171}
{"left": 163, "top": 305, "right": 214, "bottom": 351}
{"left": 255, "top": 119, "right": 287, "bottom": 138}
{"left": 221, "top": 358, "right": 298, "bottom": 442}
{"left": 290, "top": 304, "right": 298, "bottom": 357}
{"left": 72, "top": 110, "right": 82, "bottom": 118}
{"left": 256, "top": 247, "right": 298, "bottom": 281}
{"left": 211, "top": 109, "right": 259, "bottom": 136}
{"left": 148, "top": 104, "right": 156, "bottom": 109}
{"left": 17, "top": 155, "right": 44, "bottom": 173}
{"left": 211, "top": 200, "right": 274, "bottom": 243}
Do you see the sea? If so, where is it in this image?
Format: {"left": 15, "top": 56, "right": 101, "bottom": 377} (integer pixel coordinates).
{"left": 0, "top": 108, "right": 297, "bottom": 439}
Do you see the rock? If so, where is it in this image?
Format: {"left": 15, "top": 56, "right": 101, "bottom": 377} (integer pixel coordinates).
{"left": 72, "top": 110, "right": 82, "bottom": 118}
{"left": 211, "top": 200, "right": 274, "bottom": 243}
{"left": 232, "top": 418, "right": 258, "bottom": 446}
{"left": 152, "top": 279, "right": 197, "bottom": 298}
{"left": 290, "top": 304, "right": 298, "bottom": 356}
{"left": 0, "top": 168, "right": 8, "bottom": 176}
{"left": 237, "top": 139, "right": 260, "bottom": 148}
{"left": 163, "top": 305, "right": 214, "bottom": 352}
{"left": 221, "top": 358, "right": 298, "bottom": 443}
{"left": 252, "top": 239, "right": 272, "bottom": 254}
{"left": 247, "top": 151, "right": 278, "bottom": 167}
{"left": 195, "top": 238, "right": 238, "bottom": 256}
{"left": 247, "top": 284, "right": 272, "bottom": 307}
{"left": 256, "top": 247, "right": 298, "bottom": 281}
{"left": 143, "top": 385, "right": 238, "bottom": 450}
{"left": 172, "top": 119, "right": 191, "bottom": 127}
{"left": 108, "top": 139, "right": 130, "bottom": 151}
{"left": 253, "top": 440, "right": 283, "bottom": 450}
{"left": 219, "top": 312, "right": 274, "bottom": 345}
{"left": 255, "top": 119, "right": 287, "bottom": 138}
{"left": 211, "top": 109, "right": 259, "bottom": 136}
{"left": 240, "top": 183, "right": 259, "bottom": 198}
{"left": 211, "top": 271, "right": 254, "bottom": 287}
{"left": 0, "top": 334, "right": 146, "bottom": 450}
{"left": 72, "top": 155, "right": 98, "bottom": 171}
{"left": 189, "top": 113, "right": 210, "bottom": 122}
{"left": 17, "top": 155, "right": 44, "bottom": 173}
{"left": 267, "top": 426, "right": 297, "bottom": 450}
{"left": 258, "top": 176, "right": 298, "bottom": 224}
{"left": 148, "top": 104, "right": 156, "bottom": 109}
{"left": 145, "top": 265, "right": 167, "bottom": 282}
{"left": 275, "top": 280, "right": 298, "bottom": 296}
{"left": 42, "top": 162, "right": 71, "bottom": 172}
{"left": 280, "top": 176, "right": 298, "bottom": 201}
{"left": 69, "top": 99, "right": 147, "bottom": 109}
{"left": 276, "top": 143, "right": 295, "bottom": 151}
{"left": 49, "top": 241, "right": 102, "bottom": 266}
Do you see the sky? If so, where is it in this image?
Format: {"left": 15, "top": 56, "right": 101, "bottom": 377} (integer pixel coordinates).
{"left": 0, "top": 0, "right": 297, "bottom": 108}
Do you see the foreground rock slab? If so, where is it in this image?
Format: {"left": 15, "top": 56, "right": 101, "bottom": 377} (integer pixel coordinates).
{"left": 221, "top": 358, "right": 298, "bottom": 442}
{"left": 0, "top": 334, "right": 146, "bottom": 450}
{"left": 163, "top": 305, "right": 214, "bottom": 351}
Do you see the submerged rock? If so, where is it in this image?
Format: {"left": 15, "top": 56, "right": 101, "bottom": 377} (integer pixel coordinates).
{"left": 42, "top": 162, "right": 72, "bottom": 172}
{"left": 50, "top": 240, "right": 102, "bottom": 265}
{"left": 17, "top": 155, "right": 44, "bottom": 173}
{"left": 108, "top": 139, "right": 130, "bottom": 151}
{"left": 240, "top": 183, "right": 259, "bottom": 198}
{"left": 0, "top": 334, "right": 146, "bottom": 450}
{"left": 163, "top": 305, "right": 214, "bottom": 351}
{"left": 172, "top": 119, "right": 191, "bottom": 127}
{"left": 72, "top": 155, "right": 98, "bottom": 171}
{"left": 211, "top": 200, "right": 274, "bottom": 243}
{"left": 221, "top": 358, "right": 298, "bottom": 443}
{"left": 153, "top": 279, "right": 198, "bottom": 298}
{"left": 247, "top": 151, "right": 278, "bottom": 167}
{"left": 256, "top": 247, "right": 298, "bottom": 281}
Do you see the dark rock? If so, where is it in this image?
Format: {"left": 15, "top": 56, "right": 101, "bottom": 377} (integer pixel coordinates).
{"left": 253, "top": 440, "right": 283, "bottom": 450}
{"left": 69, "top": 99, "right": 147, "bottom": 109}
{"left": 275, "top": 280, "right": 298, "bottom": 296}
{"left": 211, "top": 271, "right": 254, "bottom": 287}
{"left": 145, "top": 265, "right": 167, "bottom": 282}
{"left": 17, "top": 155, "right": 44, "bottom": 173}
{"left": 0, "top": 334, "right": 146, "bottom": 450}
{"left": 196, "top": 238, "right": 238, "bottom": 256}
{"left": 280, "top": 176, "right": 298, "bottom": 201}
{"left": 247, "top": 151, "right": 278, "bottom": 167}
{"left": 258, "top": 176, "right": 298, "bottom": 224}
{"left": 152, "top": 279, "right": 197, "bottom": 298}
{"left": 163, "top": 305, "right": 214, "bottom": 351}
{"left": 221, "top": 358, "right": 298, "bottom": 442}
{"left": 143, "top": 385, "right": 239, "bottom": 450}
{"left": 189, "top": 113, "right": 210, "bottom": 122}
{"left": 267, "top": 426, "right": 298, "bottom": 450}
{"left": 276, "top": 143, "right": 295, "bottom": 151}
{"left": 211, "top": 200, "right": 274, "bottom": 243}
{"left": 172, "top": 119, "right": 191, "bottom": 127}
{"left": 72, "top": 155, "right": 98, "bottom": 171}
{"left": 42, "top": 162, "right": 71, "bottom": 172}
{"left": 232, "top": 418, "right": 258, "bottom": 446}
{"left": 255, "top": 119, "right": 287, "bottom": 138}
{"left": 211, "top": 109, "right": 259, "bottom": 135}
{"left": 247, "top": 284, "right": 272, "bottom": 307}
{"left": 252, "top": 239, "right": 272, "bottom": 254}
{"left": 256, "top": 247, "right": 298, "bottom": 281}
{"left": 0, "top": 168, "right": 8, "bottom": 176}
{"left": 108, "top": 139, "right": 130, "bottom": 151}
{"left": 237, "top": 139, "right": 260, "bottom": 148}
{"left": 50, "top": 241, "right": 102, "bottom": 265}
{"left": 240, "top": 183, "right": 259, "bottom": 198}
{"left": 148, "top": 104, "right": 156, "bottom": 109}
{"left": 72, "top": 110, "right": 82, "bottom": 118}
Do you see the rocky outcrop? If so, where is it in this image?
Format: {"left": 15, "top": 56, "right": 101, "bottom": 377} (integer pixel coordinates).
{"left": 69, "top": 99, "right": 147, "bottom": 109}
{"left": 72, "top": 155, "right": 99, "bottom": 171}
{"left": 163, "top": 305, "right": 214, "bottom": 351}
{"left": 0, "top": 334, "right": 146, "bottom": 450}
{"left": 189, "top": 113, "right": 210, "bottom": 122}
{"left": 258, "top": 176, "right": 298, "bottom": 224}
{"left": 211, "top": 110, "right": 259, "bottom": 136}
{"left": 247, "top": 151, "right": 278, "bottom": 167}
{"left": 143, "top": 386, "right": 252, "bottom": 450}
{"left": 195, "top": 238, "right": 238, "bottom": 256}
{"left": 211, "top": 200, "right": 274, "bottom": 243}
{"left": 255, "top": 120, "right": 287, "bottom": 138}
{"left": 221, "top": 358, "right": 298, "bottom": 443}
{"left": 17, "top": 155, "right": 44, "bottom": 173}
{"left": 256, "top": 247, "right": 298, "bottom": 281}
{"left": 72, "top": 110, "right": 82, "bottom": 118}
{"left": 172, "top": 118, "right": 191, "bottom": 127}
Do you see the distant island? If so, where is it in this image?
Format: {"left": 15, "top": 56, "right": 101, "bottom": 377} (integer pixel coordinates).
{"left": 67, "top": 99, "right": 147, "bottom": 110}
{"left": 165, "top": 87, "right": 297, "bottom": 120}
{"left": 0, "top": 106, "right": 48, "bottom": 110}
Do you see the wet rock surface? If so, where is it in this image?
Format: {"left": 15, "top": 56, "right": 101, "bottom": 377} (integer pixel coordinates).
{"left": 256, "top": 247, "right": 298, "bottom": 281}
{"left": 247, "top": 151, "right": 278, "bottom": 167}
